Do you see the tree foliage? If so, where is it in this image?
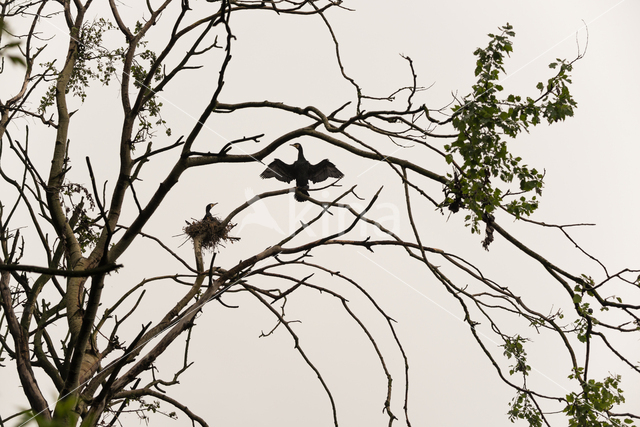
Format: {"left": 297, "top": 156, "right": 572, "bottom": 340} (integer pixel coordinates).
{"left": 0, "top": 1, "right": 638, "bottom": 427}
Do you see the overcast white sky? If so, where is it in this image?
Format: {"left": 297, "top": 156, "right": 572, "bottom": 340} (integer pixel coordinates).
{"left": 2, "top": 1, "right": 639, "bottom": 426}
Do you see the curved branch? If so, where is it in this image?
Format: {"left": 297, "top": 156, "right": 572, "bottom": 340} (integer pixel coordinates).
{"left": 244, "top": 285, "right": 339, "bottom": 427}
{"left": 114, "top": 388, "right": 208, "bottom": 427}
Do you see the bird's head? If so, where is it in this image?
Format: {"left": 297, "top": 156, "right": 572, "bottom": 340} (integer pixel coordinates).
{"left": 290, "top": 143, "right": 302, "bottom": 150}
{"left": 205, "top": 202, "right": 217, "bottom": 212}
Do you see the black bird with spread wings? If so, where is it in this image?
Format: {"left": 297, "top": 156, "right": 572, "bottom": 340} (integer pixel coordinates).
{"left": 260, "top": 143, "right": 344, "bottom": 202}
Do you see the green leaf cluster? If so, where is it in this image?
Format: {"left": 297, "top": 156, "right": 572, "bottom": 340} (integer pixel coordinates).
{"left": 124, "top": 21, "right": 172, "bottom": 146}
{"left": 507, "top": 391, "right": 543, "bottom": 427}
{"left": 61, "top": 182, "right": 100, "bottom": 253}
{"left": 39, "top": 18, "right": 117, "bottom": 114}
{"left": 442, "top": 23, "right": 579, "bottom": 236}
{"left": 565, "top": 370, "right": 634, "bottom": 427}
{"left": 0, "top": 19, "right": 25, "bottom": 67}
{"left": 69, "top": 18, "right": 118, "bottom": 100}
{"left": 501, "top": 334, "right": 531, "bottom": 376}
{"left": 129, "top": 46, "right": 171, "bottom": 145}
{"left": 37, "top": 17, "right": 171, "bottom": 147}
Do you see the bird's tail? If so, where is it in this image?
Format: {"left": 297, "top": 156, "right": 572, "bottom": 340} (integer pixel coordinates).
{"left": 294, "top": 188, "right": 309, "bottom": 202}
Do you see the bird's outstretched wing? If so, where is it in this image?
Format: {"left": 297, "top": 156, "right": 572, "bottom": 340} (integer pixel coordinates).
{"left": 308, "top": 159, "right": 344, "bottom": 183}
{"left": 260, "top": 159, "right": 295, "bottom": 183}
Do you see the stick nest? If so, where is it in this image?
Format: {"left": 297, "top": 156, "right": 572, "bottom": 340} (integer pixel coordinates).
{"left": 183, "top": 216, "right": 238, "bottom": 251}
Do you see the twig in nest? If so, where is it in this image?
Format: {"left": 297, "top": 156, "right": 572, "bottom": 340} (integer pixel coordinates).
{"left": 183, "top": 215, "right": 239, "bottom": 251}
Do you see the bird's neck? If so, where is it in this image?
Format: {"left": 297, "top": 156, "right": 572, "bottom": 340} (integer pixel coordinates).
{"left": 296, "top": 147, "right": 305, "bottom": 161}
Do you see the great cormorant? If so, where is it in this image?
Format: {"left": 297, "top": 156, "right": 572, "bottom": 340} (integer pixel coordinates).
{"left": 260, "top": 143, "right": 343, "bottom": 201}
{"left": 204, "top": 203, "right": 217, "bottom": 220}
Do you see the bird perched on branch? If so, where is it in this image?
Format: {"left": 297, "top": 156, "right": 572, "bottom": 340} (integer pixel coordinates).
{"left": 260, "top": 143, "right": 343, "bottom": 202}
{"left": 203, "top": 202, "right": 218, "bottom": 220}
